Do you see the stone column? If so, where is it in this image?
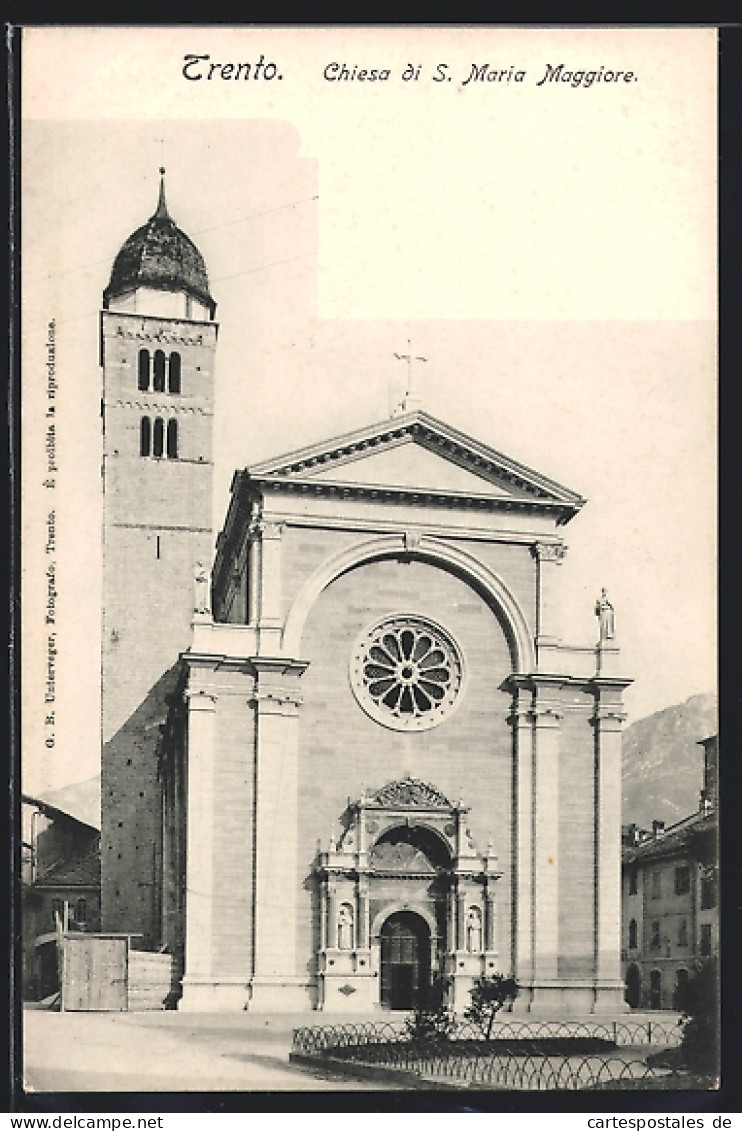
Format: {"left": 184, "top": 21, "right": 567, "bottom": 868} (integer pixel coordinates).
{"left": 319, "top": 877, "right": 328, "bottom": 952}
{"left": 179, "top": 686, "right": 217, "bottom": 1008}
{"left": 357, "top": 882, "right": 369, "bottom": 950}
{"left": 247, "top": 522, "right": 261, "bottom": 625}
{"left": 456, "top": 887, "right": 466, "bottom": 951}
{"left": 484, "top": 880, "right": 496, "bottom": 952}
{"left": 592, "top": 684, "right": 630, "bottom": 1011}
{"left": 446, "top": 882, "right": 456, "bottom": 963}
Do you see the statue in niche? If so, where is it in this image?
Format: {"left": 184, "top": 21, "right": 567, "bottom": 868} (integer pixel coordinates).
{"left": 466, "top": 906, "right": 483, "bottom": 953}
{"left": 595, "top": 588, "right": 615, "bottom": 641}
{"left": 337, "top": 903, "right": 354, "bottom": 950}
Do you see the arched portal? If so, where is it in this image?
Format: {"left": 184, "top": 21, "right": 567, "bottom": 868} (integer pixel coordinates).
{"left": 380, "top": 910, "right": 431, "bottom": 1010}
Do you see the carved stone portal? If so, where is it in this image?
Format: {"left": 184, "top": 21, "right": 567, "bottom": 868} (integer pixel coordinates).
{"left": 315, "top": 775, "right": 502, "bottom": 1012}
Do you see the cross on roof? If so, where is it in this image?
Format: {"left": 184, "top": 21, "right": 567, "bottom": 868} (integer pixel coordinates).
{"left": 392, "top": 339, "right": 427, "bottom": 416}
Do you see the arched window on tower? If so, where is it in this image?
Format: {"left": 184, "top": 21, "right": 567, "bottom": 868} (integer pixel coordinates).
{"left": 138, "top": 349, "right": 150, "bottom": 391}
{"left": 166, "top": 418, "right": 178, "bottom": 459}
{"left": 153, "top": 349, "right": 166, "bottom": 392}
{"left": 628, "top": 919, "right": 638, "bottom": 949}
{"left": 140, "top": 416, "right": 151, "bottom": 457}
{"left": 153, "top": 417, "right": 164, "bottom": 458}
{"left": 168, "top": 352, "right": 181, "bottom": 394}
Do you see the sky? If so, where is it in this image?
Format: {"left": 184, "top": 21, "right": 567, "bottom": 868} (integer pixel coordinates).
{"left": 21, "top": 27, "right": 717, "bottom": 795}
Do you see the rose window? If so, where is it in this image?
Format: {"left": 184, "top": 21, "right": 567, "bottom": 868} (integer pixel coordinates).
{"left": 350, "top": 615, "right": 464, "bottom": 731}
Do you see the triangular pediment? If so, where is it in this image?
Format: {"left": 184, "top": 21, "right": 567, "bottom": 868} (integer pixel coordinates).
{"left": 246, "top": 410, "right": 584, "bottom": 512}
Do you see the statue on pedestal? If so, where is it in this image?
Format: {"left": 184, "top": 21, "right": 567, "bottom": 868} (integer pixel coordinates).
{"left": 595, "top": 588, "right": 615, "bottom": 641}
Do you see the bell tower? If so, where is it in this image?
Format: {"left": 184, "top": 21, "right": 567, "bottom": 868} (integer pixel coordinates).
{"left": 100, "top": 171, "right": 217, "bottom": 944}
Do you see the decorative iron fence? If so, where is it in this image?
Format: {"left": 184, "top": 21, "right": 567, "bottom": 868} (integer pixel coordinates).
{"left": 292, "top": 1017, "right": 682, "bottom": 1057}
{"left": 291, "top": 1019, "right": 684, "bottom": 1090}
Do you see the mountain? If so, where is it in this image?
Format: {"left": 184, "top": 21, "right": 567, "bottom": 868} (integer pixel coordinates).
{"left": 622, "top": 693, "right": 717, "bottom": 828}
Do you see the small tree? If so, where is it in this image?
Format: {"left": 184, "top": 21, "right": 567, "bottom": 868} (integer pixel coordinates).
{"left": 405, "top": 975, "right": 456, "bottom": 1047}
{"left": 464, "top": 973, "right": 519, "bottom": 1040}
{"left": 679, "top": 956, "right": 719, "bottom": 1076}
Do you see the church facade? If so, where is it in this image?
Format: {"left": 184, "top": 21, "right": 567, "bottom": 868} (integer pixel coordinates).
{"left": 100, "top": 176, "right": 631, "bottom": 1015}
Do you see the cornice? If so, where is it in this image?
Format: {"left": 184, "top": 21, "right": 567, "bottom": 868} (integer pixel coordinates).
{"left": 250, "top": 474, "right": 579, "bottom": 523}
{"left": 246, "top": 411, "right": 585, "bottom": 510}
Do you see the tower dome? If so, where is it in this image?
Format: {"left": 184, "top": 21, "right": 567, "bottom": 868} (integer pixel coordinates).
{"left": 103, "top": 171, "right": 216, "bottom": 320}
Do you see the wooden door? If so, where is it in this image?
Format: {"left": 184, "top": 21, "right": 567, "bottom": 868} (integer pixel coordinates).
{"left": 380, "top": 911, "right": 430, "bottom": 1009}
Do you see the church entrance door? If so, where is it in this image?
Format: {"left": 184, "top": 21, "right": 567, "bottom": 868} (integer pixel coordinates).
{"left": 380, "top": 910, "right": 430, "bottom": 1010}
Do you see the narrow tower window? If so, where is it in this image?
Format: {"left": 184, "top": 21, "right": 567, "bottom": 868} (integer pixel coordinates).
{"left": 166, "top": 418, "right": 178, "bottom": 459}
{"left": 140, "top": 416, "right": 151, "bottom": 456}
{"left": 138, "top": 349, "right": 150, "bottom": 391}
{"left": 153, "top": 350, "right": 166, "bottom": 392}
{"left": 153, "top": 417, "right": 164, "bottom": 457}
{"left": 168, "top": 352, "right": 181, "bottom": 394}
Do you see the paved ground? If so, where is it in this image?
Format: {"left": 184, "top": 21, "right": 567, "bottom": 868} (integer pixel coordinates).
{"left": 22, "top": 1009, "right": 405, "bottom": 1093}
{"left": 21, "top": 1007, "right": 681, "bottom": 1096}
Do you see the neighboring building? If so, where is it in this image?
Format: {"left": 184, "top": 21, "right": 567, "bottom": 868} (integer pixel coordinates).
{"left": 621, "top": 735, "right": 718, "bottom": 1011}
{"left": 101, "top": 173, "right": 633, "bottom": 1015}
{"left": 21, "top": 794, "right": 101, "bottom": 1000}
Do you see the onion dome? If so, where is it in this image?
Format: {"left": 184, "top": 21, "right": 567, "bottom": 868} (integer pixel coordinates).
{"left": 103, "top": 170, "right": 215, "bottom": 317}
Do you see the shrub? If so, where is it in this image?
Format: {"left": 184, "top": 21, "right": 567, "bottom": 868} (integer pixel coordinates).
{"left": 679, "top": 956, "right": 719, "bottom": 1076}
{"left": 404, "top": 975, "right": 456, "bottom": 1047}
{"left": 464, "top": 973, "right": 519, "bottom": 1040}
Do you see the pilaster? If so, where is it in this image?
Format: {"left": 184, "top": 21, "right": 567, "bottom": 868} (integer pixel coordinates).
{"left": 530, "top": 687, "right": 562, "bottom": 983}
{"left": 591, "top": 680, "right": 631, "bottom": 1012}
{"left": 255, "top": 520, "right": 284, "bottom": 651}
{"left": 179, "top": 685, "right": 218, "bottom": 1009}
{"left": 247, "top": 656, "right": 309, "bottom": 1011}
{"left": 531, "top": 541, "right": 567, "bottom": 669}
{"left": 509, "top": 684, "right": 534, "bottom": 993}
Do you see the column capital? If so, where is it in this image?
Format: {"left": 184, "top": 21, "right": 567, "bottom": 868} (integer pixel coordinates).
{"left": 252, "top": 519, "right": 284, "bottom": 540}
{"left": 184, "top": 688, "right": 218, "bottom": 710}
{"left": 249, "top": 687, "right": 304, "bottom": 714}
{"left": 591, "top": 707, "right": 627, "bottom": 730}
{"left": 531, "top": 541, "right": 568, "bottom": 564}
{"left": 529, "top": 705, "right": 563, "bottom": 727}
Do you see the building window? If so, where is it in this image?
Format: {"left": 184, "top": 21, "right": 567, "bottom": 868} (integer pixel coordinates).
{"left": 650, "top": 969, "right": 662, "bottom": 1010}
{"left": 138, "top": 348, "right": 150, "bottom": 391}
{"left": 76, "top": 898, "right": 87, "bottom": 924}
{"left": 700, "top": 923, "right": 712, "bottom": 957}
{"left": 51, "top": 898, "right": 63, "bottom": 926}
{"left": 153, "top": 417, "right": 164, "bottom": 458}
{"left": 678, "top": 918, "right": 688, "bottom": 947}
{"left": 166, "top": 419, "right": 178, "bottom": 459}
{"left": 628, "top": 918, "right": 638, "bottom": 949}
{"left": 650, "top": 920, "right": 660, "bottom": 949}
{"left": 350, "top": 615, "right": 465, "bottom": 732}
{"left": 628, "top": 866, "right": 638, "bottom": 895}
{"left": 674, "top": 968, "right": 690, "bottom": 1012}
{"left": 153, "top": 349, "right": 166, "bottom": 392}
{"left": 701, "top": 875, "right": 717, "bottom": 909}
{"left": 140, "top": 416, "right": 151, "bottom": 457}
{"left": 651, "top": 870, "right": 661, "bottom": 899}
{"left": 674, "top": 866, "right": 691, "bottom": 895}
{"left": 168, "top": 352, "right": 181, "bottom": 394}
